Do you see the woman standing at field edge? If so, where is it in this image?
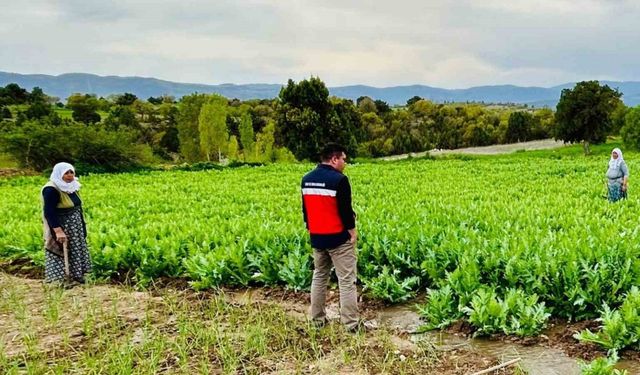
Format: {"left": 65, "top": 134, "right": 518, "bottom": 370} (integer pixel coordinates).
{"left": 606, "top": 148, "right": 629, "bottom": 202}
{"left": 42, "top": 162, "right": 92, "bottom": 284}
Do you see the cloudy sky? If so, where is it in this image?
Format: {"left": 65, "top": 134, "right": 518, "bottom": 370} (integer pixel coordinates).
{"left": 1, "top": 0, "right": 639, "bottom": 88}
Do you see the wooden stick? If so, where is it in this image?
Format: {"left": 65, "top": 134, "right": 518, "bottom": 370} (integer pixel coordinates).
{"left": 63, "top": 241, "right": 70, "bottom": 279}
{"left": 470, "top": 357, "right": 522, "bottom": 375}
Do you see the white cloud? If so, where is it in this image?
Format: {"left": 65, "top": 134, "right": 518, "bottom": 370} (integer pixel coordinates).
{"left": 1, "top": 0, "right": 639, "bottom": 87}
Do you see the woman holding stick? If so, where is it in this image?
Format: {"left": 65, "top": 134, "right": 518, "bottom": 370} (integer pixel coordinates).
{"left": 42, "top": 162, "right": 91, "bottom": 284}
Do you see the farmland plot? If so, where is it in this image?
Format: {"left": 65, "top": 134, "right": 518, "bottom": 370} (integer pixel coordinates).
{"left": 1, "top": 150, "right": 639, "bottom": 345}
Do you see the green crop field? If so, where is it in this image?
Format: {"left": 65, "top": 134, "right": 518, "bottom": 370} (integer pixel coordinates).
{"left": 2, "top": 143, "right": 639, "bottom": 352}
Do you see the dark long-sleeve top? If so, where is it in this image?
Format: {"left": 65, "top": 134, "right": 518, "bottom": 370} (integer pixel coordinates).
{"left": 42, "top": 186, "right": 83, "bottom": 229}
{"left": 301, "top": 164, "right": 356, "bottom": 249}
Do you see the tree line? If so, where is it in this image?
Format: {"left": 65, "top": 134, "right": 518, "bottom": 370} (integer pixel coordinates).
{"left": 1, "top": 77, "right": 639, "bottom": 171}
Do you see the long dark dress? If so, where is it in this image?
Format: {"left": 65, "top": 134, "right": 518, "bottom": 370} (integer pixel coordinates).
{"left": 43, "top": 186, "right": 92, "bottom": 282}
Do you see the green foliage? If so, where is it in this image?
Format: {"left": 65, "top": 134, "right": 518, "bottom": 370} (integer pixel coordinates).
{"left": 416, "top": 286, "right": 461, "bottom": 329}
{"left": 364, "top": 266, "right": 420, "bottom": 303}
{"left": 506, "top": 111, "right": 534, "bottom": 142}
{"left": 611, "top": 102, "right": 628, "bottom": 135}
{"left": 463, "top": 288, "right": 508, "bottom": 335}
{"left": 24, "top": 101, "right": 58, "bottom": 122}
{"left": 104, "top": 105, "right": 139, "bottom": 131}
{"left": 406, "top": 95, "right": 423, "bottom": 106}
{"left": 0, "top": 83, "right": 30, "bottom": 105}
{"left": 173, "top": 161, "right": 224, "bottom": 171}
{"left": 555, "top": 81, "right": 622, "bottom": 154}
{"left": 276, "top": 77, "right": 361, "bottom": 160}
{"left": 183, "top": 245, "right": 252, "bottom": 290}
{"left": 177, "top": 93, "right": 207, "bottom": 162}
{"left": 159, "top": 126, "right": 180, "bottom": 153}
{"left": 227, "top": 135, "right": 239, "bottom": 160}
{"left": 277, "top": 246, "right": 313, "bottom": 291}
{"left": 238, "top": 111, "right": 255, "bottom": 161}
{"left": 2, "top": 145, "right": 640, "bottom": 333}
{"left": 255, "top": 121, "right": 275, "bottom": 162}
{"left": 66, "top": 93, "right": 101, "bottom": 124}
{"left": 0, "top": 106, "right": 11, "bottom": 119}
{"left": 198, "top": 95, "right": 228, "bottom": 162}
{"left": 579, "top": 353, "right": 628, "bottom": 375}
{"left": 462, "top": 288, "right": 550, "bottom": 337}
{"left": 115, "top": 93, "right": 138, "bottom": 106}
{"left": 621, "top": 106, "right": 640, "bottom": 151}
{"left": 274, "top": 147, "right": 296, "bottom": 163}
{"left": 575, "top": 286, "right": 640, "bottom": 352}
{"left": 0, "top": 121, "right": 152, "bottom": 171}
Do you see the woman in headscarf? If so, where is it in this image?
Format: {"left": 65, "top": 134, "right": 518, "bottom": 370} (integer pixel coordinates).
{"left": 42, "top": 162, "right": 91, "bottom": 284}
{"left": 606, "top": 148, "right": 629, "bottom": 202}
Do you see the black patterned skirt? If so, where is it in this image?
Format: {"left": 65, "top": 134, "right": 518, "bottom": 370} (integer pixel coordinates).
{"left": 44, "top": 207, "right": 92, "bottom": 282}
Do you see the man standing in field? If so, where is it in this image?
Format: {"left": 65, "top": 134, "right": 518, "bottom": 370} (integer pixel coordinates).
{"left": 301, "top": 143, "right": 363, "bottom": 332}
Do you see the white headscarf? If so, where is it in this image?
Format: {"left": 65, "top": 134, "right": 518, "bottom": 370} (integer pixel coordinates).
{"left": 609, "top": 148, "right": 624, "bottom": 170}
{"left": 50, "top": 162, "right": 81, "bottom": 193}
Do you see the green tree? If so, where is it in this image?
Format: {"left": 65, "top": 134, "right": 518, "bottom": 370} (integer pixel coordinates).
{"left": 611, "top": 102, "right": 628, "bottom": 135}
{"left": 621, "top": 106, "right": 640, "bottom": 151}
{"left": 29, "top": 87, "right": 47, "bottom": 104}
{"left": 177, "top": 94, "right": 207, "bottom": 162}
{"left": 116, "top": 93, "right": 138, "bottom": 106}
{"left": 104, "top": 106, "right": 139, "bottom": 131}
{"left": 227, "top": 135, "right": 239, "bottom": 161}
{"left": 148, "top": 96, "right": 163, "bottom": 105}
{"left": 132, "top": 100, "right": 154, "bottom": 123}
{"left": 66, "top": 94, "right": 101, "bottom": 124}
{"left": 24, "top": 101, "right": 56, "bottom": 121}
{"left": 198, "top": 95, "right": 228, "bottom": 161}
{"left": 255, "top": 121, "right": 275, "bottom": 162}
{"left": 406, "top": 96, "right": 423, "bottom": 106}
{"left": 1, "top": 106, "right": 11, "bottom": 119}
{"left": 374, "top": 99, "right": 391, "bottom": 115}
{"left": 506, "top": 111, "right": 533, "bottom": 143}
{"left": 159, "top": 126, "right": 180, "bottom": 154}
{"left": 357, "top": 96, "right": 377, "bottom": 114}
{"left": 554, "top": 81, "right": 622, "bottom": 154}
{"left": 276, "top": 76, "right": 362, "bottom": 160}
{"left": 532, "top": 108, "right": 555, "bottom": 139}
{"left": 0, "top": 83, "right": 29, "bottom": 105}
{"left": 238, "top": 112, "right": 255, "bottom": 161}
{"left": 0, "top": 121, "right": 151, "bottom": 171}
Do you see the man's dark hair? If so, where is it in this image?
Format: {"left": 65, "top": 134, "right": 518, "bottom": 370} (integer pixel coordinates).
{"left": 320, "top": 143, "right": 347, "bottom": 162}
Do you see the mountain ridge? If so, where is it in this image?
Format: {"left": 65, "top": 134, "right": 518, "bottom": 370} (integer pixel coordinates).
{"left": 2, "top": 71, "right": 639, "bottom": 107}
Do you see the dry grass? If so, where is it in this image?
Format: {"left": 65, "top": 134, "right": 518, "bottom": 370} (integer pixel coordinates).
{"left": 0, "top": 272, "right": 517, "bottom": 374}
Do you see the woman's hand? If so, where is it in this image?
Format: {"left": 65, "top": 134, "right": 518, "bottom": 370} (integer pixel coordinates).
{"left": 54, "top": 227, "right": 67, "bottom": 243}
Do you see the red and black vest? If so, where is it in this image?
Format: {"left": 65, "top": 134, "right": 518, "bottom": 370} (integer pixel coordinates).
{"left": 301, "top": 164, "right": 354, "bottom": 249}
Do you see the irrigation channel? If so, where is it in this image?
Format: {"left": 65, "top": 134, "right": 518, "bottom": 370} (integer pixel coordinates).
{"left": 376, "top": 305, "right": 640, "bottom": 375}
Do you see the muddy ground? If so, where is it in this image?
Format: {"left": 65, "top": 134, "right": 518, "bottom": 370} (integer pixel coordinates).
{"left": 3, "top": 257, "right": 638, "bottom": 374}
{"left": 0, "top": 269, "right": 518, "bottom": 374}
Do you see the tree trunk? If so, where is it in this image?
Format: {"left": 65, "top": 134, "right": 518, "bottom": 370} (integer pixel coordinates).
{"left": 583, "top": 141, "right": 591, "bottom": 155}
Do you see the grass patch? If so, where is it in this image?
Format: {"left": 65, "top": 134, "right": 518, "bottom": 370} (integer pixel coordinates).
{"left": 0, "top": 273, "right": 509, "bottom": 374}
{"left": 0, "top": 153, "right": 17, "bottom": 168}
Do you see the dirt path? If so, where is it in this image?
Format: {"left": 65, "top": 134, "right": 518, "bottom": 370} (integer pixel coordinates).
{"left": 0, "top": 168, "right": 38, "bottom": 178}
{"left": 381, "top": 139, "right": 565, "bottom": 161}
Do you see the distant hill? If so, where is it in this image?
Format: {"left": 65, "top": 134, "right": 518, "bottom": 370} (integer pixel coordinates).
{"left": 1, "top": 71, "right": 639, "bottom": 107}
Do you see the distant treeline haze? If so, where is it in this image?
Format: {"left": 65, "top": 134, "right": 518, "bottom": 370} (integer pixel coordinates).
{"left": 0, "top": 77, "right": 637, "bottom": 171}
